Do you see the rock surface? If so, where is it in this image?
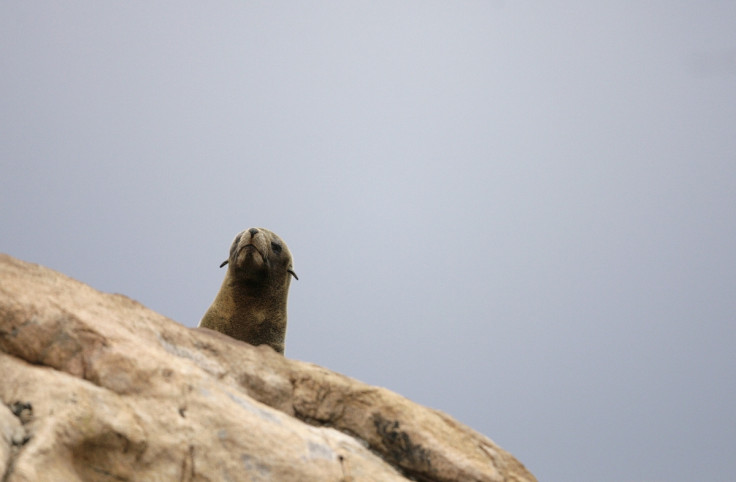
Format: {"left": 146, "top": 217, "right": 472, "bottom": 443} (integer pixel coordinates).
{"left": 0, "top": 254, "right": 535, "bottom": 482}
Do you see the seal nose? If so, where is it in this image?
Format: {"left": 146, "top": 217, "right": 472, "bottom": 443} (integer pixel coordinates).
{"left": 248, "top": 228, "right": 259, "bottom": 236}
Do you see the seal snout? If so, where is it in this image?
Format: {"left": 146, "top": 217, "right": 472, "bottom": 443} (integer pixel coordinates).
{"left": 236, "top": 243, "right": 262, "bottom": 259}
{"left": 234, "top": 230, "right": 268, "bottom": 267}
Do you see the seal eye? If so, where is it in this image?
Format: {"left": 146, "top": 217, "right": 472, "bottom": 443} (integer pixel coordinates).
{"left": 271, "top": 242, "right": 282, "bottom": 253}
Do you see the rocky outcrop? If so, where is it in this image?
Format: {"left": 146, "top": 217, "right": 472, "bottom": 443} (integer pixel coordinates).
{"left": 0, "top": 254, "right": 535, "bottom": 482}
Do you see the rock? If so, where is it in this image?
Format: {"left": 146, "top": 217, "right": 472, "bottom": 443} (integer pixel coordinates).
{"left": 0, "top": 254, "right": 536, "bottom": 482}
{"left": 0, "top": 402, "right": 27, "bottom": 477}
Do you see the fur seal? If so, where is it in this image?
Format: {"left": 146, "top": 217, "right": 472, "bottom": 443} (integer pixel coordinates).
{"left": 199, "top": 227, "right": 297, "bottom": 354}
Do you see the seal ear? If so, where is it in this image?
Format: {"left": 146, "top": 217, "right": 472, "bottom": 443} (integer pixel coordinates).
{"left": 288, "top": 269, "right": 298, "bottom": 280}
{"left": 219, "top": 260, "right": 229, "bottom": 268}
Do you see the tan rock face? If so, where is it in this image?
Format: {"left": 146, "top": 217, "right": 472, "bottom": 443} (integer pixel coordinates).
{"left": 0, "top": 254, "right": 535, "bottom": 482}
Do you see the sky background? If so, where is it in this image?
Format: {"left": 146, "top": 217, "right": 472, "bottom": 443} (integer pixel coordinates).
{"left": 2, "top": 2, "right": 735, "bottom": 481}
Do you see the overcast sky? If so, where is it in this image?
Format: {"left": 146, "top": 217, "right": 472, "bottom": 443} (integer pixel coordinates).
{"left": 2, "top": 2, "right": 735, "bottom": 481}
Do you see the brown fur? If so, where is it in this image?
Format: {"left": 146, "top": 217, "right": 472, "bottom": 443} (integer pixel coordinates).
{"left": 199, "top": 227, "right": 297, "bottom": 354}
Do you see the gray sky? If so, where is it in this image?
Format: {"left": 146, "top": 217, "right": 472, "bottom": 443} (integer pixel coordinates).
{"left": 2, "top": 2, "right": 735, "bottom": 480}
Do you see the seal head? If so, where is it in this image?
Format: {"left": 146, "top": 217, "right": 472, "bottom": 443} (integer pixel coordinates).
{"left": 199, "top": 227, "right": 297, "bottom": 354}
